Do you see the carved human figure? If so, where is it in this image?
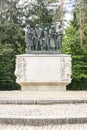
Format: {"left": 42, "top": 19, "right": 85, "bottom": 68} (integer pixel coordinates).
{"left": 32, "top": 29, "right": 37, "bottom": 50}
{"left": 56, "top": 24, "right": 63, "bottom": 53}
{"left": 15, "top": 57, "right": 22, "bottom": 81}
{"left": 61, "top": 57, "right": 65, "bottom": 80}
{"left": 25, "top": 25, "right": 33, "bottom": 50}
{"left": 39, "top": 28, "right": 47, "bottom": 50}
{"left": 44, "top": 27, "right": 50, "bottom": 50}
{"left": 21, "top": 58, "right": 26, "bottom": 81}
{"left": 49, "top": 25, "right": 56, "bottom": 50}
{"left": 30, "top": 28, "right": 34, "bottom": 50}
{"left": 61, "top": 57, "right": 71, "bottom": 81}
{"left": 15, "top": 57, "right": 26, "bottom": 81}
{"left": 65, "top": 59, "right": 71, "bottom": 81}
{"left": 35, "top": 24, "right": 42, "bottom": 50}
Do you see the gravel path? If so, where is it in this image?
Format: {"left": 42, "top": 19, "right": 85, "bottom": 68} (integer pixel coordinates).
{"left": 0, "top": 104, "right": 87, "bottom": 118}
{"left": 0, "top": 124, "right": 87, "bottom": 130}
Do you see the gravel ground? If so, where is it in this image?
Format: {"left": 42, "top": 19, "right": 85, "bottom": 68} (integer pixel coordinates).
{"left": 0, "top": 124, "right": 87, "bottom": 130}
{"left": 0, "top": 104, "right": 87, "bottom": 118}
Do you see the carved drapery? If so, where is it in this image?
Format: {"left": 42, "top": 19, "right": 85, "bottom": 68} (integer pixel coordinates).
{"left": 60, "top": 57, "right": 71, "bottom": 81}
{"left": 15, "top": 57, "right": 26, "bottom": 81}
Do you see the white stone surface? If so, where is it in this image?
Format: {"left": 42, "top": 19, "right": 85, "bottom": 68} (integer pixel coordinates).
{"left": 0, "top": 104, "right": 87, "bottom": 118}
{"left": 1, "top": 91, "right": 87, "bottom": 100}
{"left": 0, "top": 124, "right": 87, "bottom": 130}
{"left": 0, "top": 91, "right": 87, "bottom": 129}
{"left": 15, "top": 54, "right": 72, "bottom": 91}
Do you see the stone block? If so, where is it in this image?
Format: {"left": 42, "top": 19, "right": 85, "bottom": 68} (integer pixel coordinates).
{"left": 15, "top": 54, "right": 72, "bottom": 91}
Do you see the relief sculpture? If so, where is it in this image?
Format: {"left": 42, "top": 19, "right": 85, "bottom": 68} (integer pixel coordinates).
{"left": 61, "top": 57, "right": 71, "bottom": 81}
{"left": 15, "top": 57, "right": 26, "bottom": 81}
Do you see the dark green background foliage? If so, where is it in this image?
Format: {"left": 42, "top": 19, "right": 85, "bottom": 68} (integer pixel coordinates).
{"left": 0, "top": 44, "right": 21, "bottom": 90}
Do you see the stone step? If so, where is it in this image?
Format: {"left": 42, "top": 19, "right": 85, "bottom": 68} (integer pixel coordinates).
{"left": 0, "top": 104, "right": 87, "bottom": 125}
{"left": 0, "top": 91, "right": 87, "bottom": 100}
{"left": 0, "top": 99, "right": 87, "bottom": 104}
{"left": 0, "top": 116, "right": 87, "bottom": 125}
{"left": 1, "top": 124, "right": 87, "bottom": 130}
{"left": 0, "top": 91, "right": 87, "bottom": 105}
{"left": 0, "top": 91, "right": 87, "bottom": 126}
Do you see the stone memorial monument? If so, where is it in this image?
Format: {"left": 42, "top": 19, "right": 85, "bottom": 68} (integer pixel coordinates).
{"left": 15, "top": 23, "right": 72, "bottom": 91}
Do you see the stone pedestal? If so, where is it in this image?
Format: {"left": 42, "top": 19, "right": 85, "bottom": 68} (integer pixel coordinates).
{"left": 15, "top": 54, "right": 72, "bottom": 91}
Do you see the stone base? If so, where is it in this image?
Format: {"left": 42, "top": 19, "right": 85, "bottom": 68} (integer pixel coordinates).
{"left": 20, "top": 83, "right": 66, "bottom": 91}
{"left": 15, "top": 54, "right": 72, "bottom": 91}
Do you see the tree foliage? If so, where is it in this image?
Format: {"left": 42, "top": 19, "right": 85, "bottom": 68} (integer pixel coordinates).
{"left": 0, "top": 0, "right": 26, "bottom": 90}
{"left": 62, "top": 0, "right": 87, "bottom": 90}
{"left": 0, "top": 43, "right": 20, "bottom": 90}
{"left": 0, "top": 0, "right": 26, "bottom": 53}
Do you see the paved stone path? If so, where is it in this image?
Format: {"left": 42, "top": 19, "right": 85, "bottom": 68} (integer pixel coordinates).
{"left": 0, "top": 124, "right": 87, "bottom": 130}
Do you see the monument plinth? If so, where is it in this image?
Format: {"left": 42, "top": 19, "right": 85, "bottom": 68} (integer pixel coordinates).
{"left": 15, "top": 54, "right": 72, "bottom": 91}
